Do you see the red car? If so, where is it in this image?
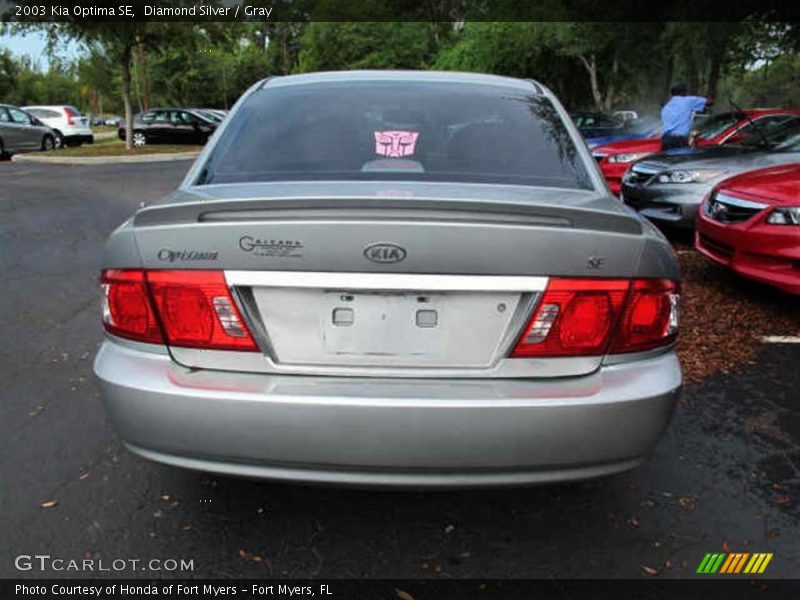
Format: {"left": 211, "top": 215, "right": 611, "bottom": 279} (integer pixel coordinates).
{"left": 695, "top": 164, "right": 800, "bottom": 295}
{"left": 593, "top": 109, "right": 800, "bottom": 195}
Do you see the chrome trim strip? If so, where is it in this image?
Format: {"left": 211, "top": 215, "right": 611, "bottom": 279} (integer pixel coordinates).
{"left": 225, "top": 271, "right": 549, "bottom": 292}
{"left": 714, "top": 192, "right": 769, "bottom": 210}
{"left": 631, "top": 163, "right": 662, "bottom": 175}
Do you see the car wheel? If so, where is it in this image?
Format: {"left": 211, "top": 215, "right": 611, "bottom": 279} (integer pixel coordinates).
{"left": 53, "top": 130, "right": 64, "bottom": 149}
{"left": 41, "top": 135, "right": 56, "bottom": 151}
{"left": 132, "top": 131, "right": 147, "bottom": 147}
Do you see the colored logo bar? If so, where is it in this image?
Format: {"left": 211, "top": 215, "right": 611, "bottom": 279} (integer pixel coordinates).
{"left": 696, "top": 553, "right": 773, "bottom": 574}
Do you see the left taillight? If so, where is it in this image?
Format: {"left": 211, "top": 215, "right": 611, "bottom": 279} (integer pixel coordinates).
{"left": 101, "top": 270, "right": 163, "bottom": 344}
{"left": 100, "top": 269, "right": 258, "bottom": 351}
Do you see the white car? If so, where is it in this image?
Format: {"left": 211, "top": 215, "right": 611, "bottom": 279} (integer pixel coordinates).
{"left": 22, "top": 105, "right": 94, "bottom": 147}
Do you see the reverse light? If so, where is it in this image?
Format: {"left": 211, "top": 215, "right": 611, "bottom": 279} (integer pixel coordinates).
{"left": 657, "top": 169, "right": 726, "bottom": 184}
{"left": 765, "top": 207, "right": 800, "bottom": 226}
{"left": 100, "top": 270, "right": 258, "bottom": 351}
{"left": 511, "top": 278, "right": 679, "bottom": 357}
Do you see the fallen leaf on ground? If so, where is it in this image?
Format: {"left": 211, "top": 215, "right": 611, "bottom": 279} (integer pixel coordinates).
{"left": 641, "top": 565, "right": 660, "bottom": 576}
{"left": 396, "top": 590, "right": 415, "bottom": 600}
{"left": 79, "top": 472, "right": 90, "bottom": 481}
{"left": 28, "top": 407, "right": 44, "bottom": 417}
{"left": 40, "top": 500, "right": 58, "bottom": 509}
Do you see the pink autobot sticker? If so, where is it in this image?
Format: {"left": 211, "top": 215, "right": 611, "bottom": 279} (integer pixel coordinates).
{"left": 374, "top": 131, "right": 419, "bottom": 158}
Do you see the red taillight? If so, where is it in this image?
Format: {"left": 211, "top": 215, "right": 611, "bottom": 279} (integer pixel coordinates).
{"left": 511, "top": 279, "right": 629, "bottom": 357}
{"left": 64, "top": 107, "right": 76, "bottom": 126}
{"left": 610, "top": 279, "right": 680, "bottom": 353}
{"left": 511, "top": 278, "right": 679, "bottom": 357}
{"left": 100, "top": 270, "right": 258, "bottom": 351}
{"left": 101, "top": 270, "right": 162, "bottom": 344}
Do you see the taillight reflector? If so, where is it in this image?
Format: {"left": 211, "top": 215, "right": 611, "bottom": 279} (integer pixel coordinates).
{"left": 100, "top": 270, "right": 258, "bottom": 351}
{"left": 511, "top": 278, "right": 679, "bottom": 357}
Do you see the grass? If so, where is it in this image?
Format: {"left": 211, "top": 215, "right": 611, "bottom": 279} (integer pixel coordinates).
{"left": 44, "top": 138, "right": 203, "bottom": 157}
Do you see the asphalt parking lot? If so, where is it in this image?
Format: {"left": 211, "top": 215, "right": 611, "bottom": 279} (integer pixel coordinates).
{"left": 1, "top": 161, "right": 798, "bottom": 579}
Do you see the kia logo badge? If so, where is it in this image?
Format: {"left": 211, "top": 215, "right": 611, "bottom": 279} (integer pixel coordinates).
{"left": 364, "top": 243, "right": 407, "bottom": 264}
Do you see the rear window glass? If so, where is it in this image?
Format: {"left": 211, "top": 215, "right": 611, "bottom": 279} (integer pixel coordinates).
{"left": 201, "top": 81, "right": 592, "bottom": 190}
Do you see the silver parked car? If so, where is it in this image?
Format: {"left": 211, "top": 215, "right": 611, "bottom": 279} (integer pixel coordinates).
{"left": 621, "top": 116, "right": 800, "bottom": 229}
{"left": 94, "top": 71, "right": 682, "bottom": 488}
{"left": 0, "top": 104, "right": 57, "bottom": 156}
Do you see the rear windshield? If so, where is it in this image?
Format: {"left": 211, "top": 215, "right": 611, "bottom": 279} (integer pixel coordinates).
{"left": 200, "top": 81, "right": 592, "bottom": 190}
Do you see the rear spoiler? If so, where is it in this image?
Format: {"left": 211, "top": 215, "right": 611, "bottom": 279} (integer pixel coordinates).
{"left": 133, "top": 195, "right": 642, "bottom": 236}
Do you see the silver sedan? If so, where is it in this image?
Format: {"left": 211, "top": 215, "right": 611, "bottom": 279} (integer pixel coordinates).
{"left": 94, "top": 71, "right": 682, "bottom": 488}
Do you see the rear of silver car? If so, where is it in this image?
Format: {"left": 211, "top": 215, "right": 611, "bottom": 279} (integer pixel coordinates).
{"left": 94, "top": 72, "right": 682, "bottom": 487}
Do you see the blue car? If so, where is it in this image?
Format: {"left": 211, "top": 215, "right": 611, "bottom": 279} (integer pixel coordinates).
{"left": 583, "top": 116, "right": 660, "bottom": 149}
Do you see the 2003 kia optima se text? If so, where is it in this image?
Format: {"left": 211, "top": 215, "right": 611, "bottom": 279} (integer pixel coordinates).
{"left": 94, "top": 71, "right": 682, "bottom": 488}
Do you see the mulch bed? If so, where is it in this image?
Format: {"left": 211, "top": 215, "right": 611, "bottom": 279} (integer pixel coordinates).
{"left": 674, "top": 243, "right": 800, "bottom": 383}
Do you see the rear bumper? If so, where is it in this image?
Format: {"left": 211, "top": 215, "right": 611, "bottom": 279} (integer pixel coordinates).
{"left": 94, "top": 340, "right": 682, "bottom": 488}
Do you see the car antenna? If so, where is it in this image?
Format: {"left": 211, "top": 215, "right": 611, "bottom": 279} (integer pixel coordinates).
{"left": 729, "top": 97, "right": 771, "bottom": 149}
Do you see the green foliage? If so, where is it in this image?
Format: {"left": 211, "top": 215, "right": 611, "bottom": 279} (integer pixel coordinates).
{"left": 720, "top": 53, "right": 800, "bottom": 108}
{"left": 296, "top": 22, "right": 445, "bottom": 72}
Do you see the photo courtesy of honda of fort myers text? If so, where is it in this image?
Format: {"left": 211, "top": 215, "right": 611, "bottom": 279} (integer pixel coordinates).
{"left": 1, "top": 0, "right": 800, "bottom": 598}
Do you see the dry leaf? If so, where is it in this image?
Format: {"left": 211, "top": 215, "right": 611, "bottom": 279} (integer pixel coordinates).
{"left": 396, "top": 590, "right": 415, "bottom": 600}
{"left": 444, "top": 524, "right": 455, "bottom": 534}
{"left": 641, "top": 565, "right": 660, "bottom": 577}
{"left": 774, "top": 495, "right": 790, "bottom": 506}
{"left": 79, "top": 472, "right": 90, "bottom": 481}
{"left": 40, "top": 500, "right": 58, "bottom": 509}
{"left": 28, "top": 407, "right": 44, "bottom": 417}
{"left": 722, "top": 541, "right": 730, "bottom": 552}
{"left": 159, "top": 494, "right": 171, "bottom": 501}
{"left": 627, "top": 517, "right": 640, "bottom": 529}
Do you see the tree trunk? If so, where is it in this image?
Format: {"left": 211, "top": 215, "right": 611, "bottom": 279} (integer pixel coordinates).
{"left": 137, "top": 41, "right": 149, "bottom": 111}
{"left": 121, "top": 45, "right": 134, "bottom": 151}
{"left": 578, "top": 53, "right": 603, "bottom": 111}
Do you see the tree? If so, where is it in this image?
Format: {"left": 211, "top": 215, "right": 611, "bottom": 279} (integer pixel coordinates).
{"left": 296, "top": 22, "right": 447, "bottom": 73}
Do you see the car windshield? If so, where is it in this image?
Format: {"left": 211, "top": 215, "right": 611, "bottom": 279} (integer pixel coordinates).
{"left": 740, "top": 117, "right": 800, "bottom": 150}
{"left": 694, "top": 112, "right": 741, "bottom": 140}
{"left": 201, "top": 81, "right": 592, "bottom": 190}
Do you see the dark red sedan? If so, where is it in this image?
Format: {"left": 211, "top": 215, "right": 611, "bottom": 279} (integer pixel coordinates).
{"left": 593, "top": 109, "right": 800, "bottom": 195}
{"left": 696, "top": 164, "right": 800, "bottom": 295}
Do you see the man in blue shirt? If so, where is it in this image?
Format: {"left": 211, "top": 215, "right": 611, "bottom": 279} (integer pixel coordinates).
{"left": 661, "top": 82, "right": 714, "bottom": 150}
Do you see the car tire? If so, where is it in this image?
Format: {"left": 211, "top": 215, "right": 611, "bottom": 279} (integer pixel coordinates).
{"left": 41, "top": 135, "right": 56, "bottom": 151}
{"left": 53, "top": 130, "right": 64, "bottom": 149}
{"left": 132, "top": 131, "right": 147, "bottom": 147}
{"left": 0, "top": 138, "right": 7, "bottom": 160}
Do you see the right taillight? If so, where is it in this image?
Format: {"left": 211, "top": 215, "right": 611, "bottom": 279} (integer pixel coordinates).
{"left": 610, "top": 279, "right": 680, "bottom": 353}
{"left": 511, "top": 278, "right": 679, "bottom": 358}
